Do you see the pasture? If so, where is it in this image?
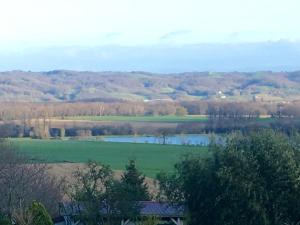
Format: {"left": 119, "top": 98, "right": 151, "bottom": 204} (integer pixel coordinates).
{"left": 63, "top": 115, "right": 209, "bottom": 123}
{"left": 12, "top": 138, "right": 209, "bottom": 178}
{"left": 62, "top": 115, "right": 275, "bottom": 124}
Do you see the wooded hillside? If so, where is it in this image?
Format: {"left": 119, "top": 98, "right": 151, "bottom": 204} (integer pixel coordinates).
{"left": 1, "top": 70, "right": 300, "bottom": 102}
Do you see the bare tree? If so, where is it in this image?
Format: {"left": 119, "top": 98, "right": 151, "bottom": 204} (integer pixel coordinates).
{"left": 0, "top": 140, "right": 65, "bottom": 217}
{"left": 12, "top": 208, "right": 34, "bottom": 225}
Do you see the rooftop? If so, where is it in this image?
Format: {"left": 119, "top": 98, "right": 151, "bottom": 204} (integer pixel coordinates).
{"left": 60, "top": 201, "right": 185, "bottom": 218}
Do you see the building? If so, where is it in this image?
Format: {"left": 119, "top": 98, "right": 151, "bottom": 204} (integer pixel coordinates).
{"left": 54, "top": 201, "right": 185, "bottom": 225}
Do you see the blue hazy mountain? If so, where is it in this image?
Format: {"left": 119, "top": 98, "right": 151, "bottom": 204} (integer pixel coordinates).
{"left": 1, "top": 41, "right": 300, "bottom": 72}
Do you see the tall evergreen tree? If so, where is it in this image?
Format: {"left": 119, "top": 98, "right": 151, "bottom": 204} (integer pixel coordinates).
{"left": 120, "top": 160, "right": 150, "bottom": 201}
{"left": 112, "top": 160, "right": 151, "bottom": 221}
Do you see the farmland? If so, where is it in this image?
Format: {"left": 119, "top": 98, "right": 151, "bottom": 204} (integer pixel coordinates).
{"left": 63, "top": 115, "right": 275, "bottom": 123}
{"left": 12, "top": 138, "right": 209, "bottom": 178}
{"left": 64, "top": 115, "right": 209, "bottom": 123}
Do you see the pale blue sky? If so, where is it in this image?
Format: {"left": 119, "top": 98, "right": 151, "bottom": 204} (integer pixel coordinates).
{"left": 0, "top": 0, "right": 299, "bottom": 51}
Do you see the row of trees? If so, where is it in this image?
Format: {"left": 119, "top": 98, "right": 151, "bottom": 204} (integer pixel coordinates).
{"left": 0, "top": 101, "right": 188, "bottom": 121}
{"left": 2, "top": 100, "right": 300, "bottom": 121}
{"left": 0, "top": 122, "right": 175, "bottom": 139}
{"left": 206, "top": 102, "right": 262, "bottom": 119}
{"left": 4, "top": 117, "right": 300, "bottom": 139}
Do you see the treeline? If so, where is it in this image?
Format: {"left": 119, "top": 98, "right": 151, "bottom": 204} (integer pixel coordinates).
{"left": 0, "top": 123, "right": 143, "bottom": 138}
{"left": 0, "top": 100, "right": 299, "bottom": 139}
{"left": 1, "top": 100, "right": 300, "bottom": 121}
{"left": 0, "top": 101, "right": 187, "bottom": 121}
{"left": 3, "top": 116, "right": 300, "bottom": 139}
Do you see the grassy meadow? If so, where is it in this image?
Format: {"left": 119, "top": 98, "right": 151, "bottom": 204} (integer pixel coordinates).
{"left": 12, "top": 138, "right": 209, "bottom": 178}
{"left": 62, "top": 115, "right": 276, "bottom": 124}
{"left": 63, "top": 115, "right": 209, "bottom": 123}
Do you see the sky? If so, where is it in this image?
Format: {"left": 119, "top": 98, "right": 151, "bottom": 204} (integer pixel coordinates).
{"left": 0, "top": 0, "right": 300, "bottom": 51}
{"left": 0, "top": 0, "right": 300, "bottom": 72}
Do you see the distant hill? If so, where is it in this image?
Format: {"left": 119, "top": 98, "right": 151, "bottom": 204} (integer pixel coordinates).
{"left": 0, "top": 70, "right": 300, "bottom": 102}
{"left": 1, "top": 41, "right": 300, "bottom": 72}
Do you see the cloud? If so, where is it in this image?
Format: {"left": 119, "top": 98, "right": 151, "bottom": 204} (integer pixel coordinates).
{"left": 102, "top": 32, "right": 122, "bottom": 40}
{"left": 228, "top": 32, "right": 240, "bottom": 39}
{"left": 160, "top": 30, "right": 192, "bottom": 41}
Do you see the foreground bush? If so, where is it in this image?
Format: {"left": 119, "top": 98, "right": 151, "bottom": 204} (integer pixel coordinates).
{"left": 28, "top": 202, "right": 53, "bottom": 225}
{"left": 0, "top": 212, "right": 11, "bottom": 225}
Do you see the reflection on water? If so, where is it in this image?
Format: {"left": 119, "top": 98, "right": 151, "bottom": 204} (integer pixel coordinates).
{"left": 102, "top": 134, "right": 212, "bottom": 146}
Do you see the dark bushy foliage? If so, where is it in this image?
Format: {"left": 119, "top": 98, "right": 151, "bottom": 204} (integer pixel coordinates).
{"left": 28, "top": 201, "right": 53, "bottom": 225}
{"left": 0, "top": 212, "right": 11, "bottom": 225}
{"left": 158, "top": 130, "right": 300, "bottom": 225}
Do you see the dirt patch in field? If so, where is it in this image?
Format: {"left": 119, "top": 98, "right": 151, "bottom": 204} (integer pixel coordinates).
{"left": 46, "top": 163, "right": 159, "bottom": 197}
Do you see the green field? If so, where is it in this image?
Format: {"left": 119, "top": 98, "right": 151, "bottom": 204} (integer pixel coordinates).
{"left": 63, "top": 115, "right": 277, "bottom": 124}
{"left": 12, "top": 139, "right": 209, "bottom": 178}
{"left": 64, "top": 115, "right": 209, "bottom": 123}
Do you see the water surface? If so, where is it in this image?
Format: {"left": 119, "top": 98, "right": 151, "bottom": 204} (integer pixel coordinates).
{"left": 102, "top": 134, "right": 211, "bottom": 146}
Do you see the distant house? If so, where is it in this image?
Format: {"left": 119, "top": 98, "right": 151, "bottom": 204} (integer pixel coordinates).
{"left": 217, "top": 90, "right": 226, "bottom": 99}
{"left": 54, "top": 201, "right": 185, "bottom": 225}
